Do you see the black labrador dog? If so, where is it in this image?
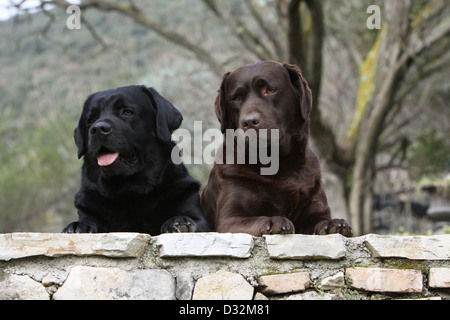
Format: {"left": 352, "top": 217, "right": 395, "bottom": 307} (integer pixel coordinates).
{"left": 63, "top": 85, "right": 211, "bottom": 234}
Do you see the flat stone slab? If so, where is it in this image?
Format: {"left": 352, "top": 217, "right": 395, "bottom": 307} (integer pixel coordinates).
{"left": 364, "top": 234, "right": 450, "bottom": 260}
{"left": 53, "top": 266, "right": 175, "bottom": 300}
{"left": 0, "top": 233, "right": 150, "bottom": 261}
{"left": 0, "top": 270, "right": 49, "bottom": 300}
{"left": 428, "top": 268, "right": 450, "bottom": 288}
{"left": 156, "top": 232, "right": 254, "bottom": 258}
{"left": 264, "top": 234, "right": 346, "bottom": 260}
{"left": 318, "top": 271, "right": 345, "bottom": 291}
{"left": 257, "top": 272, "right": 311, "bottom": 295}
{"left": 192, "top": 270, "right": 254, "bottom": 300}
{"left": 346, "top": 267, "right": 423, "bottom": 293}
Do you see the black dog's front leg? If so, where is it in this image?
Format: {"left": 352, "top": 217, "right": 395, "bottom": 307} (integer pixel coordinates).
{"left": 62, "top": 210, "right": 103, "bottom": 233}
{"left": 160, "top": 216, "right": 197, "bottom": 233}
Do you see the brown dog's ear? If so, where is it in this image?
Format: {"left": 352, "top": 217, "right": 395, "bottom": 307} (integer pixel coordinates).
{"left": 283, "top": 63, "right": 312, "bottom": 124}
{"left": 214, "top": 72, "right": 231, "bottom": 133}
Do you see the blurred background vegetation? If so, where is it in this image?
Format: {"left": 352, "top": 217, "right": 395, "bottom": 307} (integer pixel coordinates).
{"left": 0, "top": 0, "right": 449, "bottom": 234}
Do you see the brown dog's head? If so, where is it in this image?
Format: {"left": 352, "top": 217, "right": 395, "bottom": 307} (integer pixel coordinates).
{"left": 214, "top": 60, "right": 312, "bottom": 155}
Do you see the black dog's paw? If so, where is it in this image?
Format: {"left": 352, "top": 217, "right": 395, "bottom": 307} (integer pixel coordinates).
{"left": 161, "top": 216, "right": 197, "bottom": 233}
{"left": 62, "top": 221, "right": 96, "bottom": 233}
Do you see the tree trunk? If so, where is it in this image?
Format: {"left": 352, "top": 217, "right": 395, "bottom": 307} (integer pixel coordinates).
{"left": 348, "top": 1, "right": 411, "bottom": 235}
{"left": 19, "top": 0, "right": 450, "bottom": 236}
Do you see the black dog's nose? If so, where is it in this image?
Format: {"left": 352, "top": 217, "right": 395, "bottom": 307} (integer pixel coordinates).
{"left": 90, "top": 121, "right": 112, "bottom": 136}
{"left": 241, "top": 113, "right": 261, "bottom": 129}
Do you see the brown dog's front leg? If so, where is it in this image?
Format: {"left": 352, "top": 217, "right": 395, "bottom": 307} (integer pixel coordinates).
{"left": 217, "top": 215, "right": 295, "bottom": 237}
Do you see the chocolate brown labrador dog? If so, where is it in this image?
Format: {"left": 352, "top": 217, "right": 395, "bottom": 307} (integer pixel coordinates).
{"left": 201, "top": 61, "right": 352, "bottom": 237}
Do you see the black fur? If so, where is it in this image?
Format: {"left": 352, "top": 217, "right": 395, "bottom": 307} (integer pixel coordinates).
{"left": 63, "top": 85, "right": 210, "bottom": 234}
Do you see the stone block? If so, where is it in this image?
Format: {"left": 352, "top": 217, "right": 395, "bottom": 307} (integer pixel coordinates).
{"left": 0, "top": 270, "right": 49, "bottom": 300}
{"left": 0, "top": 233, "right": 150, "bottom": 261}
{"left": 176, "top": 272, "right": 195, "bottom": 300}
{"left": 346, "top": 267, "right": 423, "bottom": 293}
{"left": 364, "top": 234, "right": 450, "bottom": 260}
{"left": 428, "top": 268, "right": 450, "bottom": 288}
{"left": 254, "top": 292, "right": 269, "bottom": 300}
{"left": 397, "top": 297, "right": 442, "bottom": 300}
{"left": 286, "top": 291, "right": 336, "bottom": 300}
{"left": 156, "top": 232, "right": 254, "bottom": 258}
{"left": 53, "top": 266, "right": 175, "bottom": 300}
{"left": 257, "top": 272, "right": 311, "bottom": 295}
{"left": 264, "top": 234, "right": 346, "bottom": 260}
{"left": 192, "top": 270, "right": 254, "bottom": 300}
{"left": 319, "top": 271, "right": 345, "bottom": 291}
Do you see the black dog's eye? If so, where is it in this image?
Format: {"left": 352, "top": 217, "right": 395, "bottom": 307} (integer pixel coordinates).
{"left": 87, "top": 116, "right": 98, "bottom": 126}
{"left": 123, "top": 110, "right": 134, "bottom": 117}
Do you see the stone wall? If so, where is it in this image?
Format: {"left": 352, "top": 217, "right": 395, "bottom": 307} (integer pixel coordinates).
{"left": 0, "top": 232, "right": 449, "bottom": 300}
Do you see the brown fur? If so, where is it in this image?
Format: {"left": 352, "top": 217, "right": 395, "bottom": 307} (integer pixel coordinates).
{"left": 201, "top": 61, "right": 352, "bottom": 237}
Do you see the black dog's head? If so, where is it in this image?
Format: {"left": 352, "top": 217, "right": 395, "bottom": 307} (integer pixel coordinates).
{"left": 74, "top": 85, "right": 182, "bottom": 181}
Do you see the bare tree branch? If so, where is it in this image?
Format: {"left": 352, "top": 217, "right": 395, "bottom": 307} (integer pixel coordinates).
{"left": 39, "top": 0, "right": 225, "bottom": 75}
{"left": 394, "top": 47, "right": 450, "bottom": 104}
{"left": 13, "top": 1, "right": 68, "bottom": 52}
{"left": 202, "top": 0, "right": 222, "bottom": 18}
{"left": 244, "top": 0, "right": 286, "bottom": 60}
{"left": 233, "top": 18, "right": 274, "bottom": 60}
{"left": 288, "top": 0, "right": 303, "bottom": 66}
{"left": 381, "top": 83, "right": 432, "bottom": 143}
{"left": 398, "top": 13, "right": 450, "bottom": 71}
{"left": 202, "top": 0, "right": 274, "bottom": 61}
{"left": 81, "top": 16, "right": 112, "bottom": 50}
{"left": 275, "top": 0, "right": 289, "bottom": 29}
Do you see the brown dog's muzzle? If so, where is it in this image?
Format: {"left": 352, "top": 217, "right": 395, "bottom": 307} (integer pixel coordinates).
{"left": 240, "top": 112, "right": 261, "bottom": 130}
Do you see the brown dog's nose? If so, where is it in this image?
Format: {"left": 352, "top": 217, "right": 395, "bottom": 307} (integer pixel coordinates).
{"left": 241, "top": 113, "right": 261, "bottom": 129}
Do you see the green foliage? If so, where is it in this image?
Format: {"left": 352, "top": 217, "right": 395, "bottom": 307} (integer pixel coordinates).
{"left": 0, "top": 4, "right": 219, "bottom": 232}
{"left": 0, "top": 110, "right": 79, "bottom": 232}
{"left": 0, "top": 0, "right": 448, "bottom": 233}
{"left": 408, "top": 127, "right": 450, "bottom": 180}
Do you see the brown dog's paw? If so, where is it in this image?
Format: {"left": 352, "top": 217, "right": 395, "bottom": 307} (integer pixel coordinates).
{"left": 315, "top": 219, "right": 353, "bottom": 237}
{"left": 259, "top": 216, "right": 295, "bottom": 235}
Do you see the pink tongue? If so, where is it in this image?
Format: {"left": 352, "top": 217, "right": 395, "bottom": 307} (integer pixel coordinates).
{"left": 97, "top": 152, "right": 119, "bottom": 167}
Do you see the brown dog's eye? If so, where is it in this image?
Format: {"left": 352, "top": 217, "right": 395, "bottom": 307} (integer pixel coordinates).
{"left": 231, "top": 95, "right": 242, "bottom": 103}
{"left": 264, "top": 87, "right": 277, "bottom": 95}
{"left": 123, "top": 110, "right": 134, "bottom": 117}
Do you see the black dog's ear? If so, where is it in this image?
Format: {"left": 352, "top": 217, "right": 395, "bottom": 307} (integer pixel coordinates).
{"left": 74, "top": 97, "right": 92, "bottom": 159}
{"left": 142, "top": 86, "right": 183, "bottom": 142}
{"left": 214, "top": 72, "right": 231, "bottom": 133}
{"left": 283, "top": 63, "right": 312, "bottom": 124}
{"left": 74, "top": 126, "right": 85, "bottom": 159}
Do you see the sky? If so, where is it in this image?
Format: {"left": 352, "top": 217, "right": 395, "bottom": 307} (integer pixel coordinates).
{"left": 0, "top": 0, "right": 80, "bottom": 21}
{"left": 0, "top": 0, "right": 40, "bottom": 20}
